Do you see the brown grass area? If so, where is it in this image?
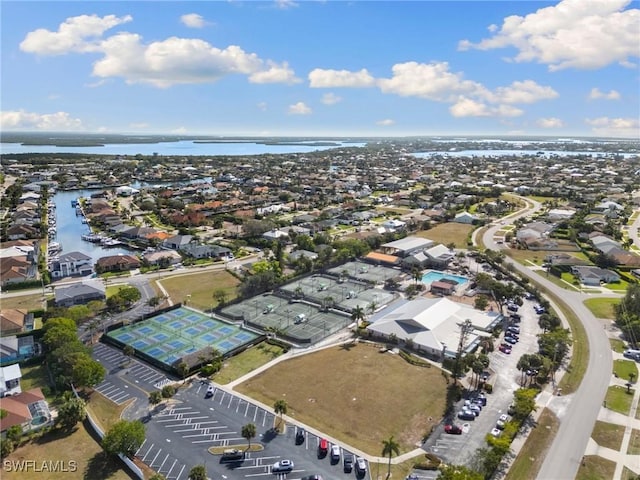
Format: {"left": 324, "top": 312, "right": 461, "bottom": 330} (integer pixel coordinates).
{"left": 576, "top": 455, "right": 616, "bottom": 480}
{"left": 415, "top": 222, "right": 475, "bottom": 248}
{"left": 0, "top": 293, "right": 46, "bottom": 311}
{"left": 159, "top": 269, "right": 240, "bottom": 311}
{"left": 84, "top": 390, "right": 133, "bottom": 431}
{"left": 235, "top": 343, "right": 448, "bottom": 454}
{"left": 591, "top": 421, "right": 625, "bottom": 451}
{"left": 505, "top": 408, "right": 559, "bottom": 480}
{"left": 2, "top": 424, "right": 132, "bottom": 480}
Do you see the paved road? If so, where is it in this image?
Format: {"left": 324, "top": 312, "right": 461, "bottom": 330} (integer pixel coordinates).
{"left": 481, "top": 198, "right": 614, "bottom": 480}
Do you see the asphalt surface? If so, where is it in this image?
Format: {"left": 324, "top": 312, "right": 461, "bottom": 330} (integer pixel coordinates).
{"left": 482, "top": 197, "right": 614, "bottom": 480}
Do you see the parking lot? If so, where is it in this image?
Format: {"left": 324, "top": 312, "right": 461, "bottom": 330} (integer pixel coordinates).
{"left": 418, "top": 297, "right": 544, "bottom": 470}
{"left": 137, "top": 382, "right": 372, "bottom": 480}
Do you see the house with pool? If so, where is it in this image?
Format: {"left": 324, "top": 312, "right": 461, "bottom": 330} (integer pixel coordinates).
{"left": 366, "top": 297, "right": 502, "bottom": 360}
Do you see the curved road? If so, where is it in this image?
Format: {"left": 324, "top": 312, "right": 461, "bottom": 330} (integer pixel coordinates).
{"left": 481, "top": 197, "right": 614, "bottom": 480}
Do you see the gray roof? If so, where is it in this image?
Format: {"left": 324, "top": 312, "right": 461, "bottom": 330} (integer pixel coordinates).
{"left": 381, "top": 236, "right": 434, "bottom": 253}
{"left": 58, "top": 251, "right": 92, "bottom": 262}
{"left": 54, "top": 280, "right": 105, "bottom": 303}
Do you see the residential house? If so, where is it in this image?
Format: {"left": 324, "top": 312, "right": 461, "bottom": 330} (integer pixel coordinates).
{"left": 0, "top": 310, "right": 34, "bottom": 336}
{"left": 95, "top": 254, "right": 141, "bottom": 273}
{"left": 423, "top": 244, "right": 455, "bottom": 269}
{"left": 49, "top": 251, "right": 93, "bottom": 279}
{"left": 6, "top": 224, "right": 39, "bottom": 240}
{"left": 0, "top": 336, "right": 38, "bottom": 366}
{"left": 143, "top": 249, "right": 183, "bottom": 266}
{"left": 163, "top": 234, "right": 194, "bottom": 250}
{"left": 381, "top": 236, "right": 434, "bottom": 257}
{"left": 0, "top": 388, "right": 53, "bottom": 435}
{"left": 571, "top": 266, "right": 620, "bottom": 286}
{"left": 0, "top": 364, "right": 22, "bottom": 397}
{"left": 453, "top": 211, "right": 478, "bottom": 224}
{"left": 54, "top": 280, "right": 106, "bottom": 307}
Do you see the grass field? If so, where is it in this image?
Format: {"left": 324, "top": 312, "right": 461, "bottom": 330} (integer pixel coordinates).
{"left": 235, "top": 343, "right": 448, "bottom": 454}
{"left": 415, "top": 222, "right": 475, "bottom": 248}
{"left": 576, "top": 455, "right": 617, "bottom": 480}
{"left": 160, "top": 269, "right": 240, "bottom": 311}
{"left": 213, "top": 342, "right": 286, "bottom": 385}
{"left": 613, "top": 359, "right": 638, "bottom": 382}
{"left": 19, "top": 364, "right": 53, "bottom": 399}
{"left": 0, "top": 293, "right": 46, "bottom": 311}
{"left": 605, "top": 385, "right": 634, "bottom": 415}
{"left": 584, "top": 298, "right": 620, "bottom": 319}
{"left": 622, "top": 466, "right": 640, "bottom": 480}
{"left": 85, "top": 390, "right": 132, "bottom": 432}
{"left": 591, "top": 421, "right": 625, "bottom": 451}
{"left": 505, "top": 408, "right": 559, "bottom": 480}
{"left": 627, "top": 429, "right": 640, "bottom": 455}
{"left": 610, "top": 338, "right": 626, "bottom": 354}
{"left": 2, "top": 424, "right": 133, "bottom": 480}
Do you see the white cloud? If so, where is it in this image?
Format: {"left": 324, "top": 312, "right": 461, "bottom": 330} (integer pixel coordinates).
{"left": 588, "top": 88, "right": 621, "bottom": 100}
{"left": 585, "top": 116, "right": 639, "bottom": 137}
{"left": 459, "top": 0, "right": 640, "bottom": 70}
{"left": 129, "top": 122, "right": 149, "bottom": 129}
{"left": 376, "top": 119, "right": 395, "bottom": 126}
{"left": 21, "top": 15, "right": 299, "bottom": 88}
{"left": 537, "top": 117, "right": 565, "bottom": 128}
{"left": 308, "top": 68, "right": 376, "bottom": 88}
{"left": 1, "top": 110, "right": 83, "bottom": 130}
{"left": 20, "top": 14, "right": 132, "bottom": 55}
{"left": 248, "top": 61, "right": 301, "bottom": 84}
{"left": 288, "top": 102, "right": 312, "bottom": 115}
{"left": 257, "top": 102, "right": 268, "bottom": 111}
{"left": 378, "top": 62, "right": 488, "bottom": 101}
{"left": 275, "top": 0, "right": 298, "bottom": 9}
{"left": 449, "top": 97, "right": 523, "bottom": 118}
{"left": 180, "top": 14, "right": 208, "bottom": 29}
{"left": 491, "top": 80, "right": 558, "bottom": 104}
{"left": 321, "top": 93, "right": 342, "bottom": 105}
{"left": 171, "top": 127, "right": 188, "bottom": 134}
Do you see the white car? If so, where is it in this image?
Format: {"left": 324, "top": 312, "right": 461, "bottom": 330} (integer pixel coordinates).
{"left": 272, "top": 459, "right": 294, "bottom": 473}
{"left": 490, "top": 427, "right": 502, "bottom": 437}
{"left": 330, "top": 444, "right": 341, "bottom": 462}
{"left": 356, "top": 457, "right": 367, "bottom": 475}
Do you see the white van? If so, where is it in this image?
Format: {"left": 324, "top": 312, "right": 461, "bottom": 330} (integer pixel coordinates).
{"left": 294, "top": 313, "right": 307, "bottom": 324}
{"left": 624, "top": 349, "right": 640, "bottom": 360}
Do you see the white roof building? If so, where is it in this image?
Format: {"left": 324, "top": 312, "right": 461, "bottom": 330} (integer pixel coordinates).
{"left": 367, "top": 298, "right": 501, "bottom": 359}
{"left": 0, "top": 364, "right": 22, "bottom": 396}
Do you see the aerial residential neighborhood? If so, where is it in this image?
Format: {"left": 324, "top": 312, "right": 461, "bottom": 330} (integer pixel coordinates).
{"left": 1, "top": 133, "right": 640, "bottom": 480}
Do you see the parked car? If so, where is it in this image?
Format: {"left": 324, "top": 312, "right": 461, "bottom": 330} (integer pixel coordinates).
{"left": 221, "top": 449, "right": 244, "bottom": 462}
{"left": 468, "top": 404, "right": 481, "bottom": 414}
{"left": 499, "top": 344, "right": 512, "bottom": 354}
{"left": 444, "top": 424, "right": 463, "bottom": 434}
{"left": 318, "top": 438, "right": 328, "bottom": 457}
{"left": 510, "top": 313, "right": 522, "bottom": 322}
{"left": 507, "top": 325, "right": 520, "bottom": 334}
{"left": 272, "top": 459, "right": 294, "bottom": 473}
{"left": 504, "top": 336, "right": 518, "bottom": 345}
{"left": 295, "top": 428, "right": 306, "bottom": 445}
{"left": 458, "top": 410, "right": 475, "bottom": 421}
{"left": 534, "top": 305, "right": 546, "bottom": 314}
{"left": 356, "top": 457, "right": 367, "bottom": 476}
{"left": 496, "top": 413, "right": 509, "bottom": 430}
{"left": 343, "top": 454, "right": 354, "bottom": 473}
{"left": 205, "top": 385, "right": 215, "bottom": 398}
{"left": 301, "top": 476, "right": 323, "bottom": 480}
{"left": 507, "top": 303, "right": 519, "bottom": 312}
{"left": 490, "top": 428, "right": 502, "bottom": 437}
{"left": 330, "top": 444, "right": 341, "bottom": 463}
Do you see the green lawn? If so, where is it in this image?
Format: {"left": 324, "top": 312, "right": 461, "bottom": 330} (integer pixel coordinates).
{"left": 0, "top": 293, "right": 46, "bottom": 311}
{"left": 212, "top": 342, "right": 286, "bottom": 385}
{"left": 160, "top": 269, "right": 240, "bottom": 311}
{"left": 604, "top": 278, "right": 632, "bottom": 293}
{"left": 584, "top": 298, "right": 620, "bottom": 319}
{"left": 19, "top": 364, "right": 53, "bottom": 399}
{"left": 591, "top": 421, "right": 625, "bottom": 451}
{"left": 610, "top": 338, "right": 626, "bottom": 354}
{"left": 613, "top": 359, "right": 638, "bottom": 382}
{"left": 605, "top": 385, "right": 634, "bottom": 415}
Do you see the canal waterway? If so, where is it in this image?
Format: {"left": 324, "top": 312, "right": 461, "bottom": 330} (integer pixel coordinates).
{"left": 52, "top": 189, "right": 132, "bottom": 264}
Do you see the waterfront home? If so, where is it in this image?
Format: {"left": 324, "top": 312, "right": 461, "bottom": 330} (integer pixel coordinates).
{"left": 95, "top": 254, "right": 141, "bottom": 273}
{"left": 0, "top": 388, "right": 53, "bottom": 435}
{"left": 49, "top": 251, "right": 93, "bottom": 279}
{"left": 0, "top": 309, "right": 34, "bottom": 336}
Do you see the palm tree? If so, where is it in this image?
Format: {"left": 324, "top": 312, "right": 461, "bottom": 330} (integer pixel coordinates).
{"left": 381, "top": 435, "right": 400, "bottom": 479}
{"left": 241, "top": 423, "right": 257, "bottom": 451}
{"left": 273, "top": 399, "right": 288, "bottom": 430}
{"left": 351, "top": 305, "right": 366, "bottom": 330}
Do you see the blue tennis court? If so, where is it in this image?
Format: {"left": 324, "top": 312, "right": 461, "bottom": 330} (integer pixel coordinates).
{"left": 107, "top": 306, "right": 260, "bottom": 371}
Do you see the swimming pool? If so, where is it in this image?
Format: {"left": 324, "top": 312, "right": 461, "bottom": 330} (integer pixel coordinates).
{"left": 422, "top": 270, "right": 469, "bottom": 286}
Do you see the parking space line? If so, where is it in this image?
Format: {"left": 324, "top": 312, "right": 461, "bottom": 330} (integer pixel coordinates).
{"left": 135, "top": 439, "right": 147, "bottom": 456}
{"left": 141, "top": 443, "right": 155, "bottom": 461}
{"left": 227, "top": 395, "right": 233, "bottom": 409}
{"left": 158, "top": 453, "right": 170, "bottom": 471}
{"left": 150, "top": 449, "right": 162, "bottom": 467}
{"left": 175, "top": 464, "right": 185, "bottom": 480}
{"left": 253, "top": 407, "right": 258, "bottom": 422}
{"left": 165, "top": 459, "right": 177, "bottom": 478}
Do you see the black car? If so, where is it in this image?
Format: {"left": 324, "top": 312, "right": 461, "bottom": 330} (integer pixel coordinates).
{"left": 504, "top": 336, "right": 517, "bottom": 345}
{"left": 295, "top": 428, "right": 306, "bottom": 445}
{"left": 343, "top": 454, "right": 354, "bottom": 473}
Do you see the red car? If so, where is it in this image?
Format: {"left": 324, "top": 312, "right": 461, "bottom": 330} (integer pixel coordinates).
{"left": 444, "top": 424, "right": 463, "bottom": 434}
{"left": 499, "top": 344, "right": 512, "bottom": 354}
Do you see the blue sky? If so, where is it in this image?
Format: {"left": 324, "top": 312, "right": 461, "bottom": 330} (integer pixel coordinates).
{"left": 1, "top": 0, "right": 639, "bottom": 137}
